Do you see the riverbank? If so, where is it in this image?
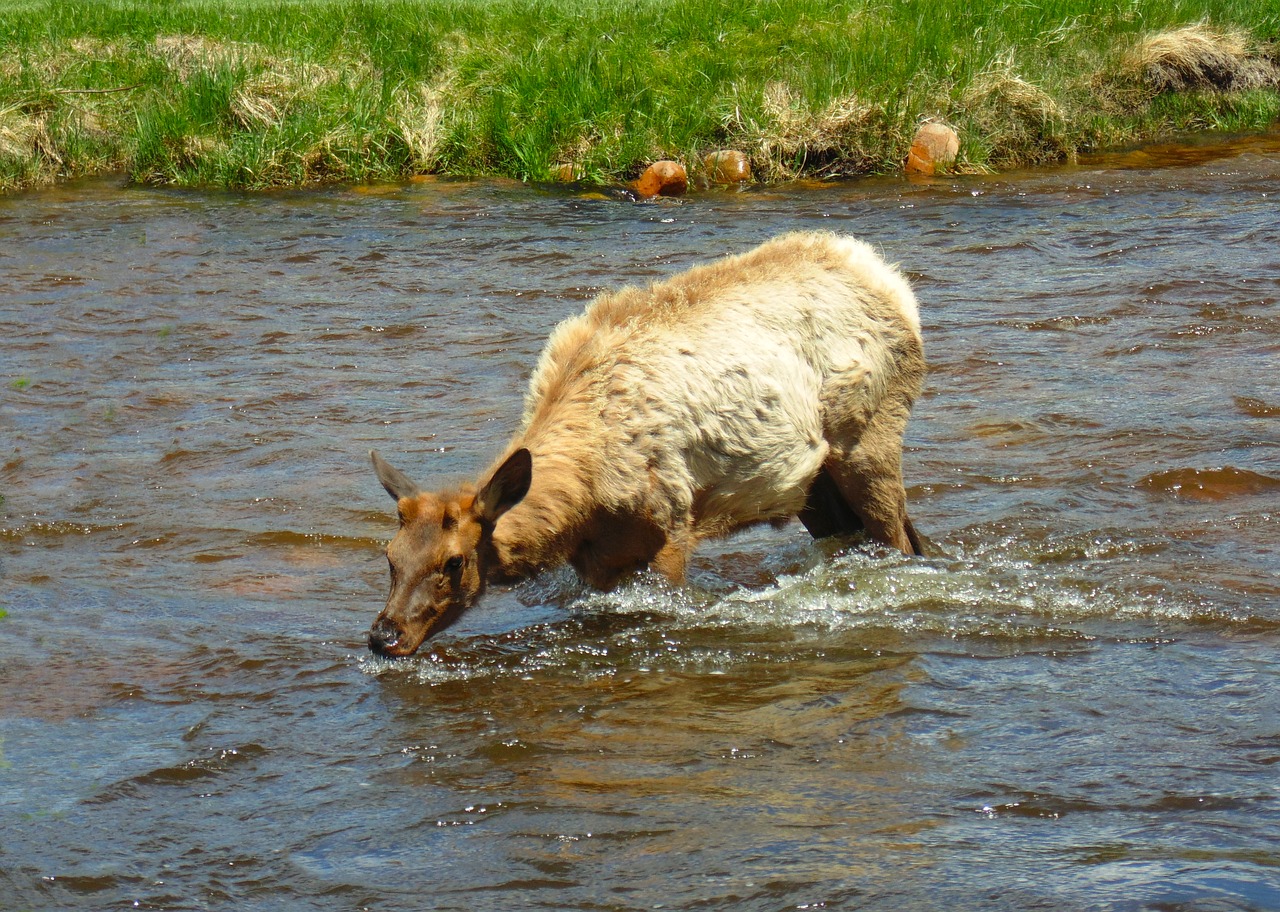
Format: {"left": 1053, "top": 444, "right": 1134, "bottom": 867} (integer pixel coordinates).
{"left": 2, "top": 0, "right": 1278, "bottom": 193}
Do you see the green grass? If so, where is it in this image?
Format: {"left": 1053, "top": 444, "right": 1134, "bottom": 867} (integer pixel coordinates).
{"left": 0, "top": 0, "right": 1278, "bottom": 191}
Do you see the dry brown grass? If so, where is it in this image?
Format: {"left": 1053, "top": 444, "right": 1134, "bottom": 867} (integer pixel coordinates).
{"left": 231, "top": 67, "right": 329, "bottom": 129}
{"left": 151, "top": 35, "right": 263, "bottom": 79}
{"left": 153, "top": 34, "right": 346, "bottom": 132}
{"left": 2, "top": 37, "right": 127, "bottom": 84}
{"left": 728, "top": 82, "right": 898, "bottom": 180}
{"left": 392, "top": 71, "right": 456, "bottom": 171}
{"left": 1124, "top": 23, "right": 1279, "bottom": 93}
{"left": 961, "top": 56, "right": 1072, "bottom": 166}
{"left": 0, "top": 36, "right": 135, "bottom": 190}
{"left": 0, "top": 106, "right": 54, "bottom": 162}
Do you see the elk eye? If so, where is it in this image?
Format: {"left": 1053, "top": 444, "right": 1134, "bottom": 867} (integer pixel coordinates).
{"left": 443, "top": 555, "right": 464, "bottom": 574}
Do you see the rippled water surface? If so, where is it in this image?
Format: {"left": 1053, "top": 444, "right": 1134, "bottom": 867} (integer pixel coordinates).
{"left": 2, "top": 136, "right": 1279, "bottom": 911}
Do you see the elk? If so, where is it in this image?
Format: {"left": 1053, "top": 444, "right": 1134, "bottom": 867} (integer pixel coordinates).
{"left": 368, "top": 231, "right": 925, "bottom": 657}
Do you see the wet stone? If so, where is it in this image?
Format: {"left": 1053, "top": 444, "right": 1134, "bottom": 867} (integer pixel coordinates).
{"left": 906, "top": 122, "right": 960, "bottom": 175}
{"left": 703, "top": 150, "right": 752, "bottom": 184}
{"left": 632, "top": 160, "right": 688, "bottom": 198}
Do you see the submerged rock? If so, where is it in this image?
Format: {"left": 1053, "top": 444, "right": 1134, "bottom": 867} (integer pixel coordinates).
{"left": 905, "top": 122, "right": 960, "bottom": 175}
{"left": 632, "top": 160, "right": 688, "bottom": 198}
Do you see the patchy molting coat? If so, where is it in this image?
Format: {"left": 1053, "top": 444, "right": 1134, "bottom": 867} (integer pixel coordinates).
{"left": 485, "top": 230, "right": 926, "bottom": 587}
{"left": 369, "top": 231, "right": 925, "bottom": 655}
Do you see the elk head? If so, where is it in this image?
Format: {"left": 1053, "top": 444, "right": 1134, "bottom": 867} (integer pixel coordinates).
{"left": 367, "top": 448, "right": 531, "bottom": 657}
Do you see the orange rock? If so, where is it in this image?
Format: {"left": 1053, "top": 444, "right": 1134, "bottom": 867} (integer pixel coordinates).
{"left": 554, "top": 162, "right": 578, "bottom": 182}
{"left": 905, "top": 122, "right": 960, "bottom": 175}
{"left": 703, "top": 150, "right": 752, "bottom": 184}
{"left": 632, "top": 160, "right": 688, "bottom": 198}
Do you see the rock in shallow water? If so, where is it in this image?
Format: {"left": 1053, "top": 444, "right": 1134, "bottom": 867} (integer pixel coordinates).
{"left": 632, "top": 160, "right": 688, "bottom": 198}
{"left": 906, "top": 122, "right": 960, "bottom": 175}
{"left": 703, "top": 150, "right": 752, "bottom": 184}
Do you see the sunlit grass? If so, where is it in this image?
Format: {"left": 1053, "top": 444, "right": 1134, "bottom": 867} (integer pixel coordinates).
{"left": 0, "top": 0, "right": 1277, "bottom": 190}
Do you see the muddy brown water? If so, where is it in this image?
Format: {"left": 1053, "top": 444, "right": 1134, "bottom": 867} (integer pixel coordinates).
{"left": 2, "top": 134, "right": 1279, "bottom": 911}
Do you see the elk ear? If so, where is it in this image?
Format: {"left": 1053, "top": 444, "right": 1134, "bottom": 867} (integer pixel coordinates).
{"left": 476, "top": 448, "right": 532, "bottom": 523}
{"left": 370, "top": 450, "right": 421, "bottom": 502}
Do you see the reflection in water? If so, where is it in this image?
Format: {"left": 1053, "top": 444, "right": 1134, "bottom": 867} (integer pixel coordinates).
{"left": 1, "top": 136, "right": 1279, "bottom": 910}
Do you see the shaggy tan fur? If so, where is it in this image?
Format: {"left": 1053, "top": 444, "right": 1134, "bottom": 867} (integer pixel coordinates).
{"left": 369, "top": 231, "right": 925, "bottom": 656}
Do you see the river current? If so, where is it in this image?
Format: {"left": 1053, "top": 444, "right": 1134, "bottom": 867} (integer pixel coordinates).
{"left": 1, "top": 135, "right": 1278, "bottom": 910}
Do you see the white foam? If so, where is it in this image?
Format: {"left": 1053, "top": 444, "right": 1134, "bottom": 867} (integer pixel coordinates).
{"left": 357, "top": 528, "right": 1259, "bottom": 685}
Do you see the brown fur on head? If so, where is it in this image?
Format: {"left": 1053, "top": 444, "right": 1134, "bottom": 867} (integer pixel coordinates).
{"left": 368, "top": 448, "right": 531, "bottom": 657}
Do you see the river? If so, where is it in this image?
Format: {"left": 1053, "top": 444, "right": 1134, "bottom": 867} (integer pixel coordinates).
{"left": 1, "top": 135, "right": 1278, "bottom": 910}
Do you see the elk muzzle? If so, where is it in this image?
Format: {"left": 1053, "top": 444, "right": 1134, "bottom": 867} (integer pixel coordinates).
{"left": 367, "top": 615, "right": 405, "bottom": 657}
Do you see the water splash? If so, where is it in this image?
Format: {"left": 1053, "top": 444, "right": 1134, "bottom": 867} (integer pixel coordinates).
{"left": 359, "top": 520, "right": 1270, "bottom": 686}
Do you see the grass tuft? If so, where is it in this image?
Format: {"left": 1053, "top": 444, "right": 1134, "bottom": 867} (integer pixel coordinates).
{"left": 1126, "top": 23, "right": 1279, "bottom": 93}
{"left": 725, "top": 82, "right": 901, "bottom": 181}
{"left": 961, "top": 55, "right": 1072, "bottom": 167}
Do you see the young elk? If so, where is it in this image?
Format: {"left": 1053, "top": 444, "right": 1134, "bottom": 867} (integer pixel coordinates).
{"left": 368, "top": 231, "right": 925, "bottom": 657}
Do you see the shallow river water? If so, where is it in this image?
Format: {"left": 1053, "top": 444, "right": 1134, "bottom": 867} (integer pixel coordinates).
{"left": 2, "top": 134, "right": 1279, "bottom": 911}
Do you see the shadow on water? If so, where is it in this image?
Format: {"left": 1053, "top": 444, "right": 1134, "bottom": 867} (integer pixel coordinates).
{"left": 1, "top": 134, "right": 1279, "bottom": 910}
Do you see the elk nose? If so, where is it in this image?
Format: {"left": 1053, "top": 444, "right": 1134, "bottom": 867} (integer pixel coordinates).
{"left": 368, "top": 617, "right": 402, "bottom": 656}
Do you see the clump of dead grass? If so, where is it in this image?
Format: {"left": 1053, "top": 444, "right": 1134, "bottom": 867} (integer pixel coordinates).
{"left": 961, "top": 56, "right": 1072, "bottom": 166}
{"left": 230, "top": 65, "right": 340, "bottom": 130}
{"left": 392, "top": 70, "right": 457, "bottom": 172}
{"left": 2, "top": 37, "right": 129, "bottom": 85}
{"left": 0, "top": 104, "right": 62, "bottom": 189}
{"left": 0, "top": 106, "right": 53, "bottom": 161}
{"left": 1124, "top": 23, "right": 1279, "bottom": 93}
{"left": 153, "top": 34, "right": 345, "bottom": 131}
{"left": 134, "top": 34, "right": 399, "bottom": 187}
{"left": 152, "top": 35, "right": 264, "bottom": 80}
{"left": 728, "top": 82, "right": 899, "bottom": 180}
{"left": 0, "top": 36, "right": 137, "bottom": 190}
